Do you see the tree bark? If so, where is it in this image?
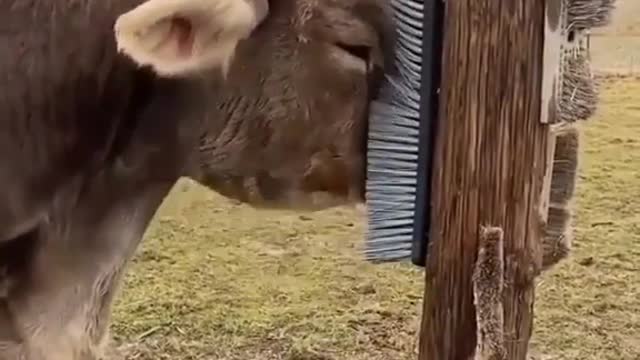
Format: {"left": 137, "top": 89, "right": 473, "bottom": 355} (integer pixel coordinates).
{"left": 418, "top": 1, "right": 550, "bottom": 359}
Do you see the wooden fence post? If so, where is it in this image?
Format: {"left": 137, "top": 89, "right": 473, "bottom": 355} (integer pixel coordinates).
{"left": 418, "top": 1, "right": 557, "bottom": 359}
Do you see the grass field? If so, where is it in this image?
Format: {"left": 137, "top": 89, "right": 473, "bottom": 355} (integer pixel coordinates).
{"left": 111, "top": 4, "right": 640, "bottom": 360}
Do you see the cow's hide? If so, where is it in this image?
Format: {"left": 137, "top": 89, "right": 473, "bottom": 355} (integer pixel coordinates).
{"left": 0, "top": 0, "right": 394, "bottom": 358}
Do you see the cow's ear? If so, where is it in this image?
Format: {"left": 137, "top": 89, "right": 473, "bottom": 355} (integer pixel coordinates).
{"left": 114, "top": 0, "right": 268, "bottom": 77}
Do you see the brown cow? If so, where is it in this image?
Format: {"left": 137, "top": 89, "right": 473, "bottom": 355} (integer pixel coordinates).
{"left": 0, "top": 0, "right": 394, "bottom": 358}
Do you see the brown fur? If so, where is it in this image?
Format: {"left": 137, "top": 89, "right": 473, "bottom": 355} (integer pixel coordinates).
{"left": 473, "top": 226, "right": 506, "bottom": 360}
{"left": 0, "top": 0, "right": 394, "bottom": 358}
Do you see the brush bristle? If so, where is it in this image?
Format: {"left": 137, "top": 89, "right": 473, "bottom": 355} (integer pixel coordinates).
{"left": 558, "top": 44, "right": 599, "bottom": 123}
{"left": 549, "top": 126, "right": 580, "bottom": 206}
{"left": 364, "top": 0, "right": 424, "bottom": 262}
{"left": 538, "top": 0, "right": 617, "bottom": 271}
{"left": 541, "top": 125, "right": 581, "bottom": 271}
{"left": 567, "top": 0, "right": 616, "bottom": 31}
{"left": 557, "top": 0, "right": 618, "bottom": 123}
{"left": 363, "top": 0, "right": 618, "bottom": 264}
{"left": 542, "top": 203, "right": 573, "bottom": 270}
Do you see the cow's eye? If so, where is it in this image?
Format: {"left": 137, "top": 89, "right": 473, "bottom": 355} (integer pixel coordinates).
{"left": 334, "top": 42, "right": 370, "bottom": 62}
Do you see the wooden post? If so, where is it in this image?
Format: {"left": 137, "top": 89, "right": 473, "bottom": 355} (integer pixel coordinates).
{"left": 418, "top": 1, "right": 554, "bottom": 359}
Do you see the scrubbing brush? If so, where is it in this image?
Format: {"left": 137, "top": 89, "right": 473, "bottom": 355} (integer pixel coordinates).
{"left": 558, "top": 0, "right": 614, "bottom": 125}
{"left": 541, "top": 0, "right": 618, "bottom": 271}
{"left": 364, "top": 0, "right": 444, "bottom": 266}
{"left": 363, "top": 0, "right": 618, "bottom": 267}
{"left": 558, "top": 43, "right": 599, "bottom": 124}
{"left": 566, "top": 0, "right": 616, "bottom": 31}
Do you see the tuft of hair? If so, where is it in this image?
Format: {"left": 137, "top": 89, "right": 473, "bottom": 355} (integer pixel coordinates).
{"left": 472, "top": 226, "right": 506, "bottom": 360}
{"left": 114, "top": 0, "right": 268, "bottom": 77}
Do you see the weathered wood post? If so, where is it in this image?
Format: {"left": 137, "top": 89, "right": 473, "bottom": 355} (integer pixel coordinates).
{"left": 417, "top": 1, "right": 564, "bottom": 359}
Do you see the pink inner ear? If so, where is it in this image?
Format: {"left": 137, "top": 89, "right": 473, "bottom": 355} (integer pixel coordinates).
{"left": 169, "top": 17, "right": 195, "bottom": 58}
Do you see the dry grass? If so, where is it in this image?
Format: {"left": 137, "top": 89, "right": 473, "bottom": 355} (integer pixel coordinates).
{"left": 530, "top": 77, "right": 640, "bottom": 360}
{"left": 589, "top": 0, "right": 640, "bottom": 75}
{"left": 593, "top": 0, "right": 640, "bottom": 35}
{"left": 112, "top": 181, "right": 424, "bottom": 360}
{"left": 111, "top": 3, "right": 640, "bottom": 359}
{"left": 112, "top": 78, "right": 640, "bottom": 360}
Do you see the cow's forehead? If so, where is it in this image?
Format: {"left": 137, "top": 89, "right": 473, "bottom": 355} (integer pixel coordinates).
{"left": 283, "top": 0, "right": 390, "bottom": 23}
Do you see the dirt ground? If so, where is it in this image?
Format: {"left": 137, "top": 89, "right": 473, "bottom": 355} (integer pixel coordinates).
{"left": 111, "top": 3, "right": 640, "bottom": 360}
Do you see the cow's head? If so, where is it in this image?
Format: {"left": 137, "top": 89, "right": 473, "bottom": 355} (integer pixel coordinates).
{"left": 115, "top": 0, "right": 395, "bottom": 210}
{"left": 196, "top": 0, "right": 394, "bottom": 211}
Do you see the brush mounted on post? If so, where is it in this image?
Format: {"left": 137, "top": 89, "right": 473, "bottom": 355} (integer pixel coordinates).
{"left": 364, "top": 0, "right": 617, "bottom": 359}
{"left": 364, "top": 0, "right": 617, "bottom": 270}
{"left": 364, "top": 0, "right": 445, "bottom": 266}
{"left": 541, "top": 0, "right": 616, "bottom": 272}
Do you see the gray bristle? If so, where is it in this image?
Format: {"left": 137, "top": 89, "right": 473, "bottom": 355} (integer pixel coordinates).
{"left": 550, "top": 127, "right": 580, "bottom": 206}
{"left": 566, "top": 0, "right": 617, "bottom": 31}
{"left": 558, "top": 44, "right": 599, "bottom": 123}
{"left": 364, "top": 0, "right": 424, "bottom": 262}
{"left": 540, "top": 126, "right": 580, "bottom": 272}
{"left": 542, "top": 204, "right": 573, "bottom": 271}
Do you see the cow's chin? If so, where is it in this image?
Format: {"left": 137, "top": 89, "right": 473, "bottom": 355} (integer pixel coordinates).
{"left": 244, "top": 189, "right": 363, "bottom": 212}
{"left": 197, "top": 171, "right": 365, "bottom": 212}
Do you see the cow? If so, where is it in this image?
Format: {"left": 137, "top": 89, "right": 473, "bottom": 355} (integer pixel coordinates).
{"left": 0, "top": 0, "right": 394, "bottom": 358}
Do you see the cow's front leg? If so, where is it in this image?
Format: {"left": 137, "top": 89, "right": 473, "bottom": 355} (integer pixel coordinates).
{"left": 0, "top": 179, "right": 174, "bottom": 360}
